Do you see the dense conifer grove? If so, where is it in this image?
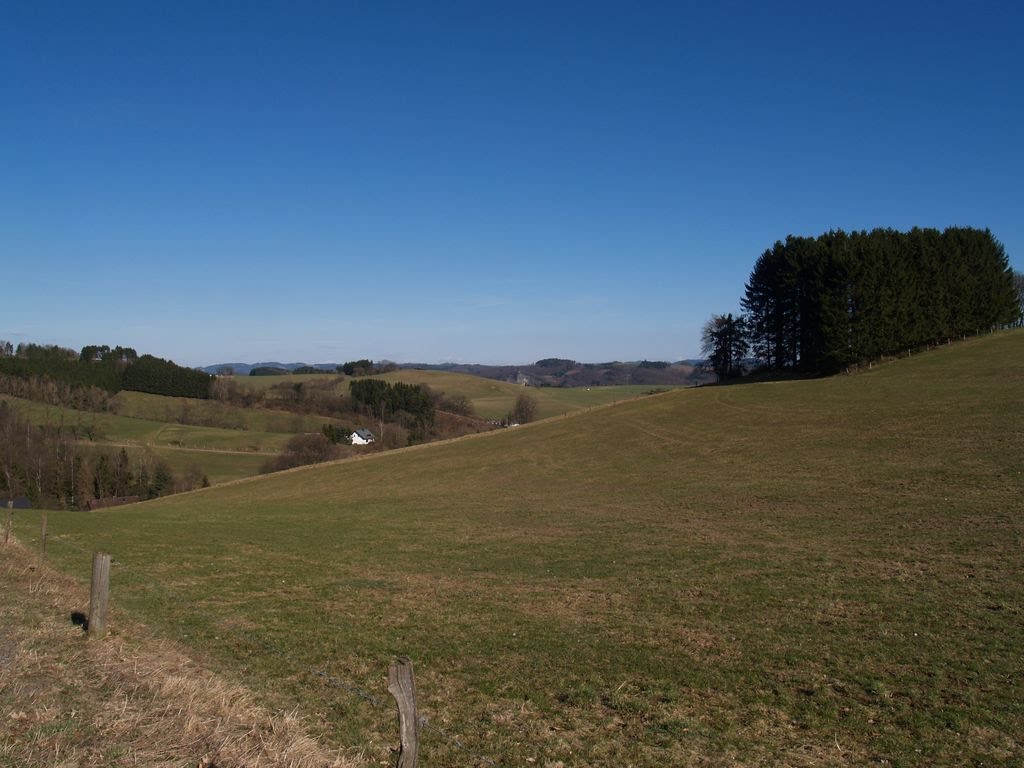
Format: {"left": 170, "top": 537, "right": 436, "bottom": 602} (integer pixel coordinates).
{"left": 120, "top": 354, "right": 213, "bottom": 398}
{"left": 738, "top": 227, "right": 1018, "bottom": 374}
{"left": 0, "top": 343, "right": 212, "bottom": 398}
{"left": 349, "top": 379, "right": 435, "bottom": 441}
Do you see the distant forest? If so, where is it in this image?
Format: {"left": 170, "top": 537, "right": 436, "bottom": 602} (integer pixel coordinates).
{"left": 0, "top": 343, "right": 216, "bottom": 508}
{"left": 703, "top": 227, "right": 1020, "bottom": 379}
{"left": 0, "top": 343, "right": 212, "bottom": 398}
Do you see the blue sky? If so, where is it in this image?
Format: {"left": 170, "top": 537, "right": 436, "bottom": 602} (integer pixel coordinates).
{"left": 3, "top": 2, "right": 1022, "bottom": 366}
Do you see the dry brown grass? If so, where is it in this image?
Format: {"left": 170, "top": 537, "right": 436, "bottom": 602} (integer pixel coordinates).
{"left": 0, "top": 540, "right": 362, "bottom": 768}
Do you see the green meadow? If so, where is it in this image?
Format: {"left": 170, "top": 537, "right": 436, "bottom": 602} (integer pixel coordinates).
{"left": 14, "top": 331, "right": 1023, "bottom": 766}
{"left": 123, "top": 446, "right": 270, "bottom": 485}
{"left": 1, "top": 395, "right": 294, "bottom": 453}
{"left": 112, "top": 390, "right": 336, "bottom": 434}
{"left": 234, "top": 368, "right": 679, "bottom": 420}
{"left": 228, "top": 372, "right": 339, "bottom": 391}
{"left": 377, "top": 369, "right": 679, "bottom": 419}
{"left": 0, "top": 395, "right": 295, "bottom": 487}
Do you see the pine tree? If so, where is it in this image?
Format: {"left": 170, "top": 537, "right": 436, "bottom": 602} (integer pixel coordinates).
{"left": 701, "top": 313, "right": 749, "bottom": 381}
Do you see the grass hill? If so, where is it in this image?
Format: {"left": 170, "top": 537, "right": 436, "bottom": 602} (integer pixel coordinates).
{"left": 0, "top": 394, "right": 297, "bottom": 485}
{"left": 202, "top": 358, "right": 709, "bottom": 388}
{"left": 376, "top": 368, "right": 681, "bottom": 419}
{"left": 402, "top": 358, "right": 709, "bottom": 388}
{"left": 235, "top": 367, "right": 679, "bottom": 420}
{"left": 110, "top": 390, "right": 336, "bottom": 434}
{"left": 12, "top": 330, "right": 1023, "bottom": 766}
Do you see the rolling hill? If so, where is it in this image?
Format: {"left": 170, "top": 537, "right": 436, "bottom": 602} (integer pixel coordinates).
{"left": 12, "top": 330, "right": 1024, "bottom": 766}
{"left": 206, "top": 358, "right": 710, "bottom": 388}
{"left": 234, "top": 367, "right": 681, "bottom": 420}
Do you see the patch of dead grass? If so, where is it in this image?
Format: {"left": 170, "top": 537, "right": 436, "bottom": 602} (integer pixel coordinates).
{"left": 0, "top": 540, "right": 362, "bottom": 768}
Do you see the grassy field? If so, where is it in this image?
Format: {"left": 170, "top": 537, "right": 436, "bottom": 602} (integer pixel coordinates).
{"left": 233, "top": 368, "right": 679, "bottom": 420}
{"left": 0, "top": 396, "right": 298, "bottom": 453}
{"left": 376, "top": 369, "right": 679, "bottom": 419}
{"left": 0, "top": 395, "right": 291, "bottom": 486}
{"left": 124, "top": 445, "right": 271, "bottom": 485}
{"left": 112, "top": 390, "right": 336, "bottom": 434}
{"left": 10, "top": 331, "right": 1023, "bottom": 766}
{"left": 0, "top": 542, "right": 355, "bottom": 768}
{"left": 228, "top": 372, "right": 341, "bottom": 391}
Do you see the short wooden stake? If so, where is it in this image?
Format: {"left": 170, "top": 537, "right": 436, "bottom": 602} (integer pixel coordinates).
{"left": 388, "top": 656, "right": 419, "bottom": 768}
{"left": 88, "top": 552, "right": 111, "bottom": 639}
{"left": 38, "top": 512, "right": 47, "bottom": 567}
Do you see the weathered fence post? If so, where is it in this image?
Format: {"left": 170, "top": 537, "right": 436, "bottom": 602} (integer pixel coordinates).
{"left": 38, "top": 512, "right": 47, "bottom": 567}
{"left": 388, "top": 656, "right": 419, "bottom": 768}
{"left": 88, "top": 552, "right": 111, "bottom": 639}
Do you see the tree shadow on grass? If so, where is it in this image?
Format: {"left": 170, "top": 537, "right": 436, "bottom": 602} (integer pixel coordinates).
{"left": 698, "top": 369, "right": 829, "bottom": 387}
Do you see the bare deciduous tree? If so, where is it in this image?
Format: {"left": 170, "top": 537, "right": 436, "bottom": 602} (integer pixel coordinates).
{"left": 511, "top": 393, "right": 538, "bottom": 424}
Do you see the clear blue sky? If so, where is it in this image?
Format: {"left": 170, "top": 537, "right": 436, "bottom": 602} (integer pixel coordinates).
{"left": 3, "top": 1, "right": 1022, "bottom": 367}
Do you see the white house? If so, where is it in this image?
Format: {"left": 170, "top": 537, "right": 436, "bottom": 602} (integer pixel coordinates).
{"left": 351, "top": 428, "right": 375, "bottom": 445}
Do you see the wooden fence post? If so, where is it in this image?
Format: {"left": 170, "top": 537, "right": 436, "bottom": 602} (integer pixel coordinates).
{"left": 388, "top": 656, "right": 419, "bottom": 768}
{"left": 88, "top": 552, "right": 111, "bottom": 639}
{"left": 38, "top": 512, "right": 47, "bottom": 567}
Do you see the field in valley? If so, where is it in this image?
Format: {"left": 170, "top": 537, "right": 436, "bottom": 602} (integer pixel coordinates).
{"left": 0, "top": 394, "right": 300, "bottom": 486}
{"left": 235, "top": 368, "right": 679, "bottom": 420}
{"left": 111, "top": 390, "right": 337, "bottom": 434}
{"left": 2, "top": 365, "right": 645, "bottom": 489}
{"left": 8, "top": 331, "right": 1023, "bottom": 766}
{"left": 1, "top": 395, "right": 298, "bottom": 454}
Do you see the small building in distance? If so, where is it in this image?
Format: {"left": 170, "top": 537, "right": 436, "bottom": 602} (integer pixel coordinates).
{"left": 351, "top": 428, "right": 375, "bottom": 445}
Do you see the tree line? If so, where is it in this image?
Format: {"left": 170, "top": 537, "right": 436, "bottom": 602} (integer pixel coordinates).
{"left": 0, "top": 372, "right": 113, "bottom": 414}
{"left": 349, "top": 379, "right": 435, "bottom": 441}
{"left": 702, "top": 227, "right": 1020, "bottom": 379}
{"left": 0, "top": 401, "right": 207, "bottom": 509}
{"left": 0, "top": 342, "right": 213, "bottom": 399}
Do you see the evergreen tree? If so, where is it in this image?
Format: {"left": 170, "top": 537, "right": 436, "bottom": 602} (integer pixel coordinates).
{"left": 700, "top": 313, "right": 749, "bottom": 381}
{"left": 740, "top": 227, "right": 1016, "bottom": 374}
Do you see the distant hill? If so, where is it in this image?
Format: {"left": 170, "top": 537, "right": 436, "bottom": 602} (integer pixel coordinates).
{"left": 202, "top": 358, "right": 710, "bottom": 386}
{"left": 200, "top": 362, "right": 337, "bottom": 376}
{"left": 402, "top": 359, "right": 711, "bottom": 387}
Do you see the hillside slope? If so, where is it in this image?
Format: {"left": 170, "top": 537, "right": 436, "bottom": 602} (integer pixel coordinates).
{"left": 232, "top": 367, "right": 678, "bottom": 419}
{"left": 17, "top": 330, "right": 1024, "bottom": 766}
{"left": 0, "top": 542, "right": 357, "bottom": 768}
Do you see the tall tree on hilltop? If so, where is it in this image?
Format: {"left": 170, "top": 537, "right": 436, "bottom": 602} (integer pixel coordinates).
{"left": 740, "top": 227, "right": 1017, "bottom": 374}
